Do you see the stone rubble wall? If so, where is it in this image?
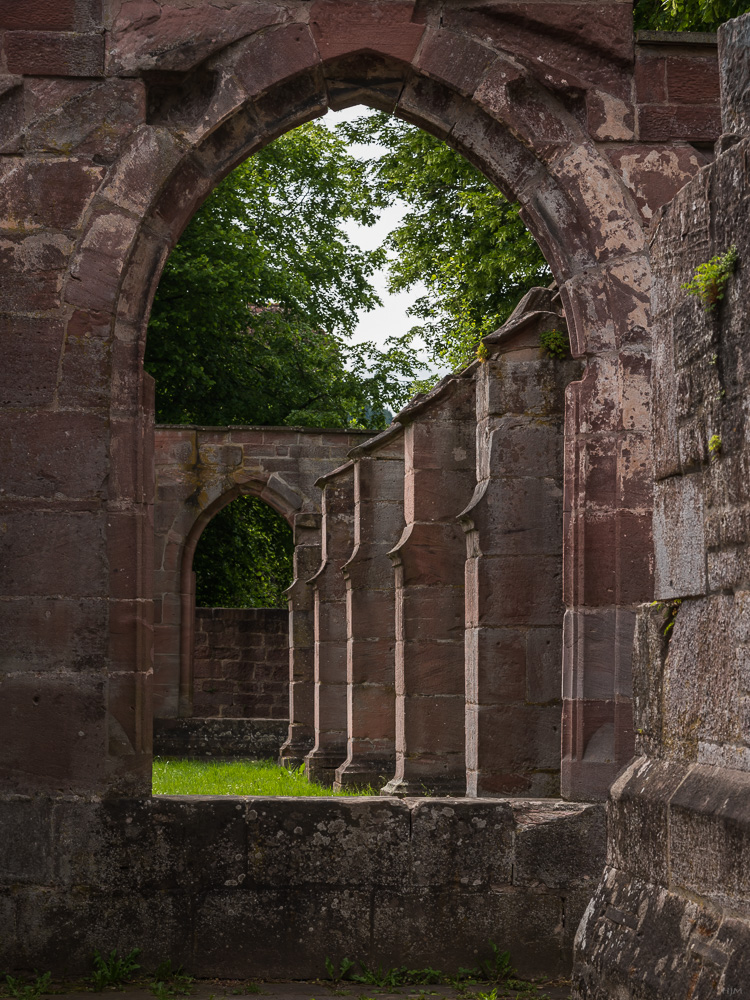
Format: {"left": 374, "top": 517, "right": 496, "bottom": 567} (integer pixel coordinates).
{"left": 192, "top": 607, "right": 289, "bottom": 721}
{"left": 574, "top": 15, "right": 750, "bottom": 998}
{"left": 0, "top": 794, "right": 604, "bottom": 979}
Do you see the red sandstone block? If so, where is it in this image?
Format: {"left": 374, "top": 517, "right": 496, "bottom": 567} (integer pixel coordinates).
{"left": 348, "top": 686, "right": 395, "bottom": 742}
{"left": 0, "top": 78, "right": 23, "bottom": 154}
{"left": 109, "top": 1, "right": 285, "bottom": 75}
{"left": 619, "top": 352, "right": 651, "bottom": 433}
{"left": 0, "top": 509, "right": 108, "bottom": 599}
{"left": 309, "top": 0, "right": 424, "bottom": 61}
{"left": 315, "top": 645, "right": 348, "bottom": 685}
{"left": 442, "top": 6, "right": 633, "bottom": 120}
{"left": 233, "top": 23, "right": 320, "bottom": 98}
{"left": 665, "top": 56, "right": 720, "bottom": 105}
{"left": 471, "top": 478, "right": 563, "bottom": 557}
{"left": 0, "top": 596, "right": 107, "bottom": 672}
{"left": 617, "top": 443, "right": 652, "bottom": 524}
{"left": 570, "top": 359, "right": 620, "bottom": 433}
{"left": 526, "top": 626, "right": 563, "bottom": 704}
{"left": 0, "top": 316, "right": 63, "bottom": 407}
{"left": 349, "top": 589, "right": 396, "bottom": 640}
{"left": 476, "top": 59, "right": 572, "bottom": 150}
{"left": 0, "top": 157, "right": 103, "bottom": 232}
{"left": 616, "top": 510, "right": 653, "bottom": 605}
{"left": 1, "top": 411, "right": 108, "bottom": 501}
{"left": 0, "top": 672, "right": 109, "bottom": 793}
{"left": 581, "top": 512, "right": 618, "bottom": 607}
{"left": 25, "top": 78, "right": 145, "bottom": 161}
{"left": 347, "top": 637, "right": 395, "bottom": 686}
{"left": 107, "top": 670, "right": 147, "bottom": 757}
{"left": 56, "top": 310, "right": 112, "bottom": 409}
{"left": 638, "top": 103, "right": 721, "bottom": 141}
{"left": 415, "top": 26, "right": 496, "bottom": 97}
{"left": 397, "top": 521, "right": 467, "bottom": 586}
{"left": 551, "top": 143, "right": 647, "bottom": 261}
{"left": 474, "top": 554, "right": 562, "bottom": 628}
{"left": 401, "top": 692, "right": 465, "bottom": 755}
{"left": 586, "top": 88, "right": 635, "bottom": 142}
{"left": 467, "top": 627, "right": 528, "bottom": 704}
{"left": 0, "top": 232, "right": 72, "bottom": 312}
{"left": 6, "top": 31, "right": 103, "bottom": 77}
{"left": 579, "top": 438, "right": 619, "bottom": 510}
{"left": 106, "top": 511, "right": 147, "bottom": 601}
{"left": 97, "top": 126, "right": 183, "bottom": 220}
{"left": 397, "top": 72, "right": 464, "bottom": 137}
{"left": 475, "top": 703, "right": 561, "bottom": 772}
{"left": 409, "top": 420, "right": 475, "bottom": 472}
{"left": 400, "top": 641, "right": 464, "bottom": 696}
{"left": 634, "top": 55, "right": 666, "bottom": 104}
{"left": 0, "top": 0, "right": 74, "bottom": 31}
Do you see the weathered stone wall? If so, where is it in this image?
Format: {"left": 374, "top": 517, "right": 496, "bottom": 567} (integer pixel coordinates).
{"left": 192, "top": 607, "right": 289, "bottom": 721}
{"left": 575, "top": 16, "right": 750, "bottom": 997}
{"left": 0, "top": 794, "right": 604, "bottom": 979}
{"left": 463, "top": 290, "right": 583, "bottom": 797}
{"left": 154, "top": 717, "right": 288, "bottom": 759}
{"left": 153, "top": 425, "right": 369, "bottom": 723}
{"left": 0, "top": 0, "right": 732, "bottom": 978}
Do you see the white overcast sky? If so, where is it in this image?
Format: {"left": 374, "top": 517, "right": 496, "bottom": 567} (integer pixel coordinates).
{"left": 321, "top": 105, "right": 429, "bottom": 351}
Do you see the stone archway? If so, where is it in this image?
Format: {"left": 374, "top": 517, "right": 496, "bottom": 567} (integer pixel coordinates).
{"left": 0, "top": 0, "right": 726, "bottom": 978}
{"left": 2, "top": 2, "right": 721, "bottom": 800}
{"left": 47, "top": 4, "right": 711, "bottom": 800}
{"left": 152, "top": 422, "right": 370, "bottom": 740}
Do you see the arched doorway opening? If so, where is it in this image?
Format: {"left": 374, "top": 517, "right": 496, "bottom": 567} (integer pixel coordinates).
{"left": 154, "top": 493, "right": 294, "bottom": 761}
{"left": 93, "top": 9, "right": 668, "bottom": 803}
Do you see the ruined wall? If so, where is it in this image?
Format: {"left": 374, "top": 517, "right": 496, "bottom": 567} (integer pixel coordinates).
{"left": 192, "top": 607, "right": 289, "bottom": 720}
{"left": 153, "top": 425, "right": 369, "bottom": 723}
{"left": 575, "top": 16, "right": 750, "bottom": 997}
{"left": 0, "top": 794, "right": 604, "bottom": 979}
{"left": 153, "top": 717, "right": 288, "bottom": 759}
{"left": 0, "top": 0, "right": 733, "bottom": 978}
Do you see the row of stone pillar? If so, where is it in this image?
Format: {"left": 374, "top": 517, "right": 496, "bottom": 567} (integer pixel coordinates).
{"left": 280, "top": 291, "right": 582, "bottom": 797}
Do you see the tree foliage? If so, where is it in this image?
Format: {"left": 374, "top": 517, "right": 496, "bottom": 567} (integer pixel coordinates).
{"left": 194, "top": 496, "right": 294, "bottom": 609}
{"left": 634, "top": 0, "right": 749, "bottom": 30}
{"left": 145, "top": 121, "right": 417, "bottom": 429}
{"left": 339, "top": 113, "right": 550, "bottom": 375}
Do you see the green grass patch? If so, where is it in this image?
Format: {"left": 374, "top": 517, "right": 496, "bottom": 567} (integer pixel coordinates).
{"left": 152, "top": 757, "right": 374, "bottom": 797}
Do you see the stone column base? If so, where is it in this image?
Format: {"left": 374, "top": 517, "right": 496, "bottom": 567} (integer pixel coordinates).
{"left": 278, "top": 724, "right": 314, "bottom": 770}
{"left": 381, "top": 775, "right": 467, "bottom": 797}
{"left": 334, "top": 756, "right": 395, "bottom": 791}
{"left": 304, "top": 746, "right": 347, "bottom": 785}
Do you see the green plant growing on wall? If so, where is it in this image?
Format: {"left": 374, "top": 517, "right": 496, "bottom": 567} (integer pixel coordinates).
{"left": 539, "top": 328, "right": 569, "bottom": 360}
{"left": 651, "top": 599, "right": 682, "bottom": 640}
{"left": 4, "top": 974, "right": 52, "bottom": 1000}
{"left": 682, "top": 246, "right": 738, "bottom": 312}
{"left": 148, "top": 961, "right": 193, "bottom": 1000}
{"left": 476, "top": 342, "right": 489, "bottom": 363}
{"left": 325, "top": 958, "right": 356, "bottom": 984}
{"left": 90, "top": 949, "right": 140, "bottom": 991}
{"left": 709, "top": 434, "right": 722, "bottom": 460}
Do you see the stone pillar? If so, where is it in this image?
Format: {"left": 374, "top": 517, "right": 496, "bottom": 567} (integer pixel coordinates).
{"left": 335, "top": 426, "right": 405, "bottom": 791}
{"left": 460, "top": 292, "right": 582, "bottom": 797}
{"left": 382, "top": 376, "right": 476, "bottom": 797}
{"left": 304, "top": 464, "right": 354, "bottom": 784}
{"left": 576, "top": 22, "right": 750, "bottom": 991}
{"left": 278, "top": 512, "right": 321, "bottom": 768}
